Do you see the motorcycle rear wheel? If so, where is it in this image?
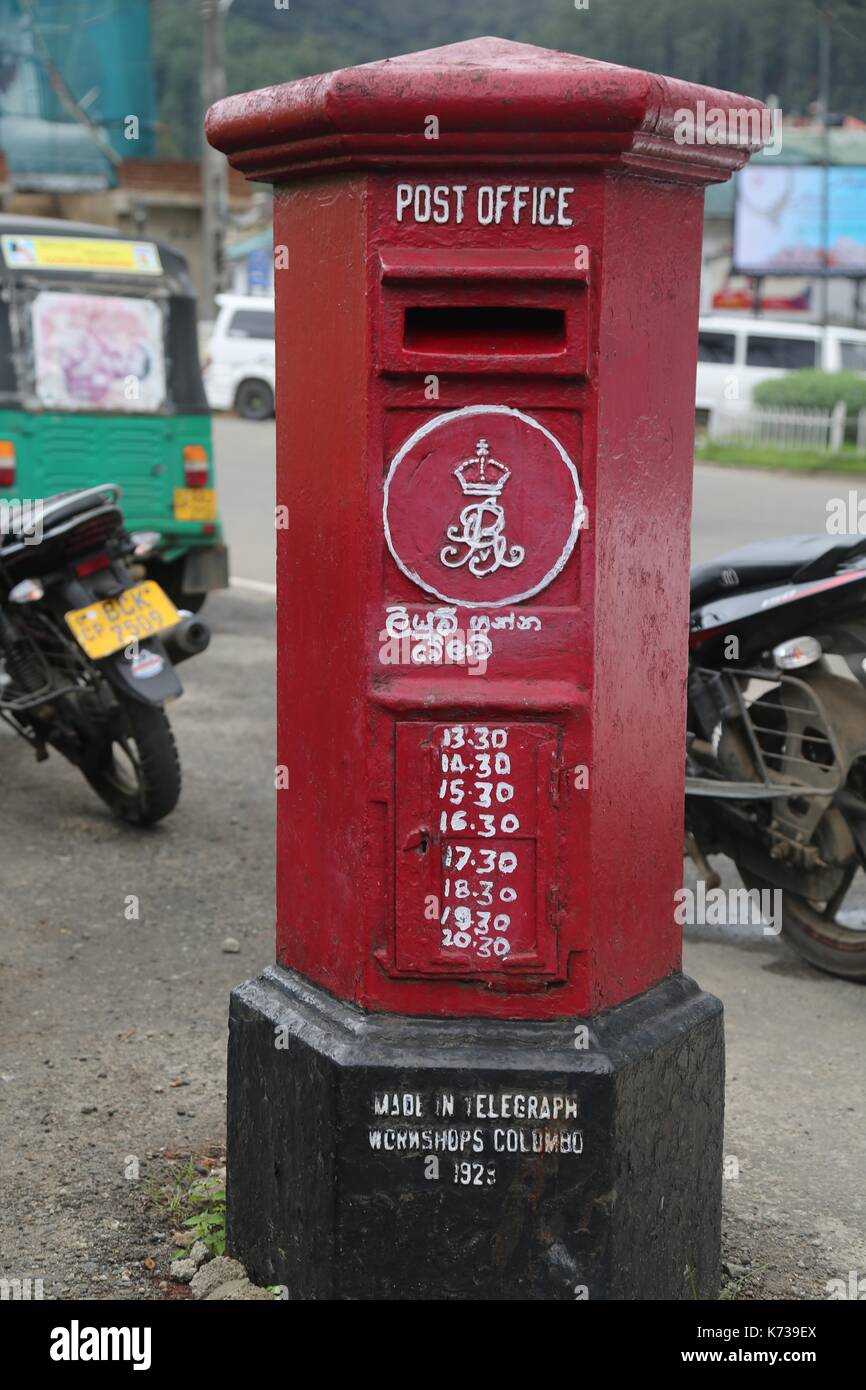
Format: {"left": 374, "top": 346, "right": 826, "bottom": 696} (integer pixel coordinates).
{"left": 80, "top": 696, "right": 181, "bottom": 826}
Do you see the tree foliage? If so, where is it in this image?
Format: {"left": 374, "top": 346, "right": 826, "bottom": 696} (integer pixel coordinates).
{"left": 152, "top": 0, "right": 866, "bottom": 160}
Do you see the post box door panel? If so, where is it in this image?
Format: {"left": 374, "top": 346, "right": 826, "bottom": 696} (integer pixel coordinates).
{"left": 395, "top": 721, "right": 561, "bottom": 977}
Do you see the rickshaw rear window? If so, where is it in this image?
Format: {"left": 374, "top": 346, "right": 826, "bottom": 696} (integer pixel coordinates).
{"left": 30, "top": 291, "right": 167, "bottom": 412}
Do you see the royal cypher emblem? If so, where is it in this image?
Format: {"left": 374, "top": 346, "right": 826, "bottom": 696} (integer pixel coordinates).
{"left": 439, "top": 438, "right": 525, "bottom": 578}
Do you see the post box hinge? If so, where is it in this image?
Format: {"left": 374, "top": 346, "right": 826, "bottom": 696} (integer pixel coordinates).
{"left": 549, "top": 760, "right": 567, "bottom": 806}
{"left": 547, "top": 883, "right": 564, "bottom": 930}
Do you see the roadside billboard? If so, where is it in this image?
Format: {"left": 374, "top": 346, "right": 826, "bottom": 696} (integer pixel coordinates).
{"left": 734, "top": 163, "right": 866, "bottom": 276}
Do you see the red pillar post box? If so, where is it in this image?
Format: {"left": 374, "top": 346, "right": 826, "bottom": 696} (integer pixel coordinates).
{"left": 207, "top": 37, "right": 763, "bottom": 1300}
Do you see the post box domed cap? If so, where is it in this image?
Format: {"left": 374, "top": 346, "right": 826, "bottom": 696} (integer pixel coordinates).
{"left": 206, "top": 36, "right": 767, "bottom": 185}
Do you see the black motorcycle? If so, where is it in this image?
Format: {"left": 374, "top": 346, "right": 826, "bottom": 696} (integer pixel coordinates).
{"left": 687, "top": 531, "right": 866, "bottom": 981}
{"left": 0, "top": 485, "right": 209, "bottom": 825}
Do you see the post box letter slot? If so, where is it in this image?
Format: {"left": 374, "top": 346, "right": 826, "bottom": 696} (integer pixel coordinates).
{"left": 378, "top": 247, "right": 588, "bottom": 376}
{"left": 404, "top": 306, "right": 567, "bottom": 356}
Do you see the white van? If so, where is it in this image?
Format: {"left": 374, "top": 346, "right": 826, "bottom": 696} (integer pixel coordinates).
{"left": 695, "top": 315, "right": 866, "bottom": 419}
{"left": 202, "top": 293, "right": 275, "bottom": 420}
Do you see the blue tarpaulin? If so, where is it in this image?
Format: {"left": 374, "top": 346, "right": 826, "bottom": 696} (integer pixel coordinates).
{"left": 0, "top": 0, "right": 156, "bottom": 190}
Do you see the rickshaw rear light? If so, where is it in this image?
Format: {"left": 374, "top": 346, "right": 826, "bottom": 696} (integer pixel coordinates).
{"left": 183, "top": 444, "right": 209, "bottom": 488}
{"left": 0, "top": 440, "right": 16, "bottom": 487}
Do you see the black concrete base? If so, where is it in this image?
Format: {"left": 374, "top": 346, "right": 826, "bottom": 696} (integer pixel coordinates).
{"left": 226, "top": 968, "right": 724, "bottom": 1300}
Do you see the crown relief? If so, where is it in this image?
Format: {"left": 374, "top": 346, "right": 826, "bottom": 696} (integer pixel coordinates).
{"left": 453, "top": 439, "right": 511, "bottom": 498}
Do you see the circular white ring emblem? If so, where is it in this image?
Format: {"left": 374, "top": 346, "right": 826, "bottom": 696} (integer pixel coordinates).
{"left": 383, "top": 405, "right": 586, "bottom": 609}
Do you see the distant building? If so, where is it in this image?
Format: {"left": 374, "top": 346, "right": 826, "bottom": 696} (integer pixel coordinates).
{"left": 0, "top": 0, "right": 253, "bottom": 298}
{"left": 0, "top": 0, "right": 155, "bottom": 188}
{"left": 226, "top": 225, "right": 274, "bottom": 297}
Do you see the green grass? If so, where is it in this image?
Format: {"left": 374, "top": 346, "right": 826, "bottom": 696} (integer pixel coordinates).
{"left": 142, "top": 1152, "right": 227, "bottom": 1258}
{"left": 695, "top": 442, "right": 866, "bottom": 474}
{"left": 181, "top": 1175, "right": 226, "bottom": 1258}
{"left": 141, "top": 1157, "right": 201, "bottom": 1217}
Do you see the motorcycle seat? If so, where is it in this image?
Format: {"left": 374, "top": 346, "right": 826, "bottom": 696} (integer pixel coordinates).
{"left": 690, "top": 533, "right": 866, "bottom": 608}
{"left": 0, "top": 485, "right": 121, "bottom": 543}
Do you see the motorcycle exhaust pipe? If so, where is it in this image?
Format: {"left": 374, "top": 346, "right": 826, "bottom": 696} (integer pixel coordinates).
{"left": 161, "top": 611, "right": 211, "bottom": 665}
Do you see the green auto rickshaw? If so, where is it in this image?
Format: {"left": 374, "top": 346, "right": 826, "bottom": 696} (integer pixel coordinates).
{"left": 0, "top": 214, "right": 228, "bottom": 610}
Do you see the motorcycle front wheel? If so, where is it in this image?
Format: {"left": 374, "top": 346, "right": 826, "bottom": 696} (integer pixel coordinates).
{"left": 737, "top": 861, "right": 866, "bottom": 982}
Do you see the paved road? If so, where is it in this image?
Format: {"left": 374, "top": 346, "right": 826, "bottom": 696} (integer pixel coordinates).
{"left": 0, "top": 422, "right": 862, "bottom": 1301}
{"left": 692, "top": 463, "right": 848, "bottom": 563}
{"left": 215, "top": 418, "right": 276, "bottom": 590}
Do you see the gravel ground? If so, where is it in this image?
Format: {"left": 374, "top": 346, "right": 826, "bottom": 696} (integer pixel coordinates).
{"left": 0, "top": 591, "right": 274, "bottom": 1299}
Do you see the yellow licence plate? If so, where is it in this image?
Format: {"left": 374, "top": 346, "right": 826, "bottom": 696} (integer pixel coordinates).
{"left": 65, "top": 581, "right": 180, "bottom": 660}
{"left": 174, "top": 487, "right": 217, "bottom": 522}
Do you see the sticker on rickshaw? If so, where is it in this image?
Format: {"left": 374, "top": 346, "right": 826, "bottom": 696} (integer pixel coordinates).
{"left": 0, "top": 236, "right": 163, "bottom": 276}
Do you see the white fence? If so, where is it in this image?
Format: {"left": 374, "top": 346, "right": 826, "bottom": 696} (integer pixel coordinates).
{"left": 707, "top": 400, "right": 866, "bottom": 453}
